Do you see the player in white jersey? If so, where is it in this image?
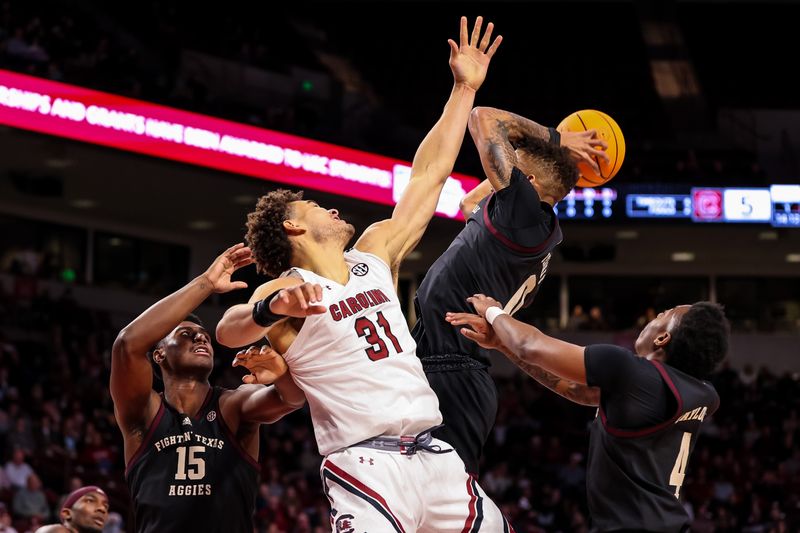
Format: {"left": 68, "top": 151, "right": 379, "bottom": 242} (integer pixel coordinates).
{"left": 218, "top": 17, "right": 515, "bottom": 532}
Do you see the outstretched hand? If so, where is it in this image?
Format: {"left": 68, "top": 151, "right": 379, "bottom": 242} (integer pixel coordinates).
{"left": 466, "top": 293, "right": 503, "bottom": 317}
{"left": 203, "top": 243, "right": 255, "bottom": 294}
{"left": 269, "top": 282, "right": 327, "bottom": 318}
{"left": 233, "top": 345, "right": 289, "bottom": 385}
{"left": 449, "top": 16, "right": 502, "bottom": 92}
{"left": 559, "top": 129, "right": 610, "bottom": 175}
{"left": 446, "top": 311, "right": 504, "bottom": 352}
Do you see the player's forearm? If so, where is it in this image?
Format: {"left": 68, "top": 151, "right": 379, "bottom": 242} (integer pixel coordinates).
{"left": 491, "top": 314, "right": 544, "bottom": 364}
{"left": 216, "top": 304, "right": 268, "bottom": 348}
{"left": 508, "top": 353, "right": 599, "bottom": 406}
{"left": 114, "top": 275, "right": 213, "bottom": 356}
{"left": 274, "top": 373, "right": 306, "bottom": 409}
{"left": 472, "top": 107, "right": 551, "bottom": 145}
{"left": 409, "top": 82, "right": 477, "bottom": 185}
{"left": 247, "top": 384, "right": 304, "bottom": 424}
{"left": 460, "top": 179, "right": 493, "bottom": 219}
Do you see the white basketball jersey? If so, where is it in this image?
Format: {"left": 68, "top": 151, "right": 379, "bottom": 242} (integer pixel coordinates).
{"left": 281, "top": 249, "right": 442, "bottom": 456}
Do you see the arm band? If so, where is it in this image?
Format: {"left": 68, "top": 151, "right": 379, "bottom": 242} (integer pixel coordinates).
{"left": 548, "top": 127, "right": 561, "bottom": 146}
{"left": 252, "top": 292, "right": 284, "bottom": 327}
{"left": 485, "top": 306, "right": 509, "bottom": 326}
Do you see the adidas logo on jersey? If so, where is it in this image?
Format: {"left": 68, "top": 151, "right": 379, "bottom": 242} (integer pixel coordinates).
{"left": 182, "top": 417, "right": 192, "bottom": 426}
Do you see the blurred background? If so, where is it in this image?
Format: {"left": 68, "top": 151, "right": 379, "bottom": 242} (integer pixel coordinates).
{"left": 0, "top": 1, "right": 799, "bottom": 531}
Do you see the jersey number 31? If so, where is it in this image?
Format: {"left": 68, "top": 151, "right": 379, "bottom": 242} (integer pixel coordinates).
{"left": 354, "top": 311, "right": 404, "bottom": 361}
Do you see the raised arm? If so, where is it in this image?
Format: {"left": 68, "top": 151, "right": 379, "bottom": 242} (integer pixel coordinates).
{"left": 216, "top": 277, "right": 325, "bottom": 348}
{"left": 111, "top": 244, "right": 253, "bottom": 432}
{"left": 356, "top": 16, "right": 501, "bottom": 270}
{"left": 468, "top": 107, "right": 550, "bottom": 191}
{"left": 468, "top": 107, "right": 610, "bottom": 191}
{"left": 446, "top": 310, "right": 599, "bottom": 406}
{"left": 459, "top": 179, "right": 493, "bottom": 220}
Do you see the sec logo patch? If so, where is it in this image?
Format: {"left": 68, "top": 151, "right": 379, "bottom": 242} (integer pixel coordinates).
{"left": 351, "top": 263, "right": 369, "bottom": 276}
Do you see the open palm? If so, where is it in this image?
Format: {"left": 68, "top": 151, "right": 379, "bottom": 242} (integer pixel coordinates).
{"left": 203, "top": 243, "right": 255, "bottom": 294}
{"left": 449, "top": 16, "right": 502, "bottom": 92}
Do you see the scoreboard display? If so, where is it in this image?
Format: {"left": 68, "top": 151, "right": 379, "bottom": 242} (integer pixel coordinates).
{"left": 554, "top": 188, "right": 619, "bottom": 220}
{"left": 559, "top": 184, "right": 800, "bottom": 227}
{"left": 771, "top": 185, "right": 800, "bottom": 228}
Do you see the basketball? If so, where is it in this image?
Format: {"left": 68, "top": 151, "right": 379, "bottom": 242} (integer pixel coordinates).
{"left": 557, "top": 109, "right": 625, "bottom": 188}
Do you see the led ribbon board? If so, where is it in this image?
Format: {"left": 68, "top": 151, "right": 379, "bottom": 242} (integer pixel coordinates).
{"left": 0, "top": 69, "right": 479, "bottom": 219}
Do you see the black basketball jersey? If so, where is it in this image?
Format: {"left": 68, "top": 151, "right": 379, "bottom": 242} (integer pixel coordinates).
{"left": 585, "top": 345, "right": 720, "bottom": 532}
{"left": 125, "top": 387, "right": 259, "bottom": 533}
{"left": 413, "top": 167, "right": 562, "bottom": 366}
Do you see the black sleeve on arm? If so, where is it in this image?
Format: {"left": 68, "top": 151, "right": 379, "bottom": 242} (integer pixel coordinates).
{"left": 586, "top": 344, "right": 673, "bottom": 429}
{"left": 490, "top": 167, "right": 545, "bottom": 229}
{"left": 584, "top": 344, "right": 640, "bottom": 394}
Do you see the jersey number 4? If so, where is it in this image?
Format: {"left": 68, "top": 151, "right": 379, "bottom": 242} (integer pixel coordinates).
{"left": 669, "top": 432, "right": 691, "bottom": 498}
{"left": 354, "top": 311, "right": 403, "bottom": 361}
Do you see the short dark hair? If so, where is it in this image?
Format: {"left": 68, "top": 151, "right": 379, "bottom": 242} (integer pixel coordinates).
{"left": 664, "top": 302, "right": 730, "bottom": 379}
{"left": 515, "top": 137, "right": 579, "bottom": 199}
{"left": 246, "top": 189, "right": 304, "bottom": 277}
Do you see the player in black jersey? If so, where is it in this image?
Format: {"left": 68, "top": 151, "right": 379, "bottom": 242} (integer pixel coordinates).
{"left": 35, "top": 485, "right": 109, "bottom": 533}
{"left": 111, "top": 243, "right": 305, "bottom": 533}
{"left": 448, "top": 296, "right": 729, "bottom": 532}
{"left": 412, "top": 106, "right": 608, "bottom": 474}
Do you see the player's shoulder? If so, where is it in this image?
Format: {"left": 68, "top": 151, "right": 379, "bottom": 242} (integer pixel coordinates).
{"left": 353, "top": 219, "right": 391, "bottom": 251}
{"left": 35, "top": 525, "right": 70, "bottom": 533}
{"left": 585, "top": 343, "right": 638, "bottom": 362}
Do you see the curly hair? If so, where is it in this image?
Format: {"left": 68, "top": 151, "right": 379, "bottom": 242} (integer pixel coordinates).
{"left": 514, "top": 137, "right": 580, "bottom": 200}
{"left": 664, "top": 302, "right": 730, "bottom": 379}
{"left": 246, "top": 189, "right": 304, "bottom": 277}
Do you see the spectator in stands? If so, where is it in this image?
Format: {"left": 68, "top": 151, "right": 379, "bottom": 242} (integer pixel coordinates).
{"left": 11, "top": 474, "right": 49, "bottom": 521}
{"left": 7, "top": 419, "right": 34, "bottom": 456}
{"left": 4, "top": 449, "right": 34, "bottom": 490}
{"left": 581, "top": 305, "right": 607, "bottom": 330}
{"left": 0, "top": 503, "right": 18, "bottom": 533}
{"left": 566, "top": 305, "right": 587, "bottom": 330}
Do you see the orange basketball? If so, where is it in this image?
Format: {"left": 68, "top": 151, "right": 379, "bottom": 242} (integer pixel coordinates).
{"left": 557, "top": 109, "right": 625, "bottom": 188}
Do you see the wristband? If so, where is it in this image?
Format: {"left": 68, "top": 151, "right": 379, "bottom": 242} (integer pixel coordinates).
{"left": 485, "top": 306, "right": 508, "bottom": 325}
{"left": 548, "top": 127, "right": 561, "bottom": 146}
{"left": 252, "top": 292, "right": 284, "bottom": 327}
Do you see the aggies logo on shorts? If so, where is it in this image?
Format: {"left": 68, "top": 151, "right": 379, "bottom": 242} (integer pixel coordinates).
{"left": 351, "top": 263, "right": 369, "bottom": 276}
{"left": 335, "top": 514, "right": 355, "bottom": 533}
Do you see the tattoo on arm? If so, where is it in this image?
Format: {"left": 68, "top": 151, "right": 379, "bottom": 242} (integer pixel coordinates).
{"left": 503, "top": 112, "right": 550, "bottom": 144}
{"left": 508, "top": 352, "right": 600, "bottom": 406}
{"left": 487, "top": 120, "right": 518, "bottom": 188}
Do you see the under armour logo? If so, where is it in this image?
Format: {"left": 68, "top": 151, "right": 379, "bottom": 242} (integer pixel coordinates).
{"left": 358, "top": 456, "right": 374, "bottom": 465}
{"left": 351, "top": 263, "right": 369, "bottom": 276}
{"left": 182, "top": 417, "right": 192, "bottom": 426}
